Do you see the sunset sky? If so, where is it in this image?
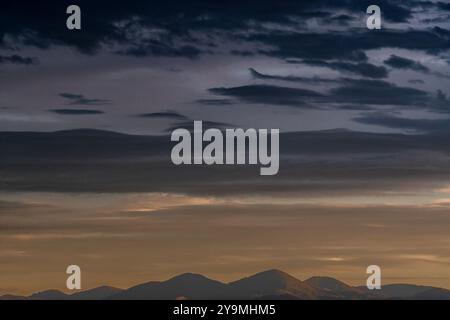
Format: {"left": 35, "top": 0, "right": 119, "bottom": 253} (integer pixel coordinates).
{"left": 1, "top": 0, "right": 450, "bottom": 295}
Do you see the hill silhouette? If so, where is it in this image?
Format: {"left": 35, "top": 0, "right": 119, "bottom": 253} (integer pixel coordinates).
{"left": 2, "top": 269, "right": 449, "bottom": 300}
{"left": 305, "top": 276, "right": 371, "bottom": 299}
{"left": 69, "top": 286, "right": 123, "bottom": 300}
{"left": 228, "top": 269, "right": 319, "bottom": 299}
{"left": 110, "top": 273, "right": 227, "bottom": 300}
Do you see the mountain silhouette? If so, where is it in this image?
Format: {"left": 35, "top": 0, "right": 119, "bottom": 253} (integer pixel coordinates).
{"left": 29, "top": 289, "right": 68, "bottom": 300}
{"left": 110, "top": 273, "right": 227, "bottom": 300}
{"left": 410, "top": 288, "right": 450, "bottom": 300}
{"left": 227, "top": 269, "right": 319, "bottom": 299}
{"left": 357, "top": 283, "right": 447, "bottom": 299}
{"left": 2, "top": 270, "right": 449, "bottom": 300}
{"left": 12, "top": 286, "right": 123, "bottom": 300}
{"left": 306, "top": 276, "right": 354, "bottom": 291}
{"left": 305, "top": 276, "right": 375, "bottom": 299}
{"left": 69, "top": 286, "right": 123, "bottom": 300}
{"left": 0, "top": 294, "right": 27, "bottom": 300}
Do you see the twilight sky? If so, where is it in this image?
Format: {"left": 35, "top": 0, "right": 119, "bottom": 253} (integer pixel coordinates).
{"left": 1, "top": 0, "right": 450, "bottom": 134}
{"left": 1, "top": 0, "right": 450, "bottom": 295}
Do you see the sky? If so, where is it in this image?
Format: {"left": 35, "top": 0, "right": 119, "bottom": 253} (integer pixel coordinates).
{"left": 1, "top": 0, "right": 450, "bottom": 135}
{"left": 1, "top": 0, "right": 450, "bottom": 295}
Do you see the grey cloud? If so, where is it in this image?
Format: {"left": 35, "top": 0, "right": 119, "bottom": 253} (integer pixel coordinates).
{"left": 209, "top": 79, "right": 434, "bottom": 111}
{"left": 119, "top": 43, "right": 204, "bottom": 59}
{"left": 0, "top": 54, "right": 37, "bottom": 65}
{"left": 249, "top": 68, "right": 340, "bottom": 84}
{"left": 384, "top": 55, "right": 429, "bottom": 72}
{"left": 59, "top": 93, "right": 111, "bottom": 106}
{"left": 408, "top": 79, "right": 425, "bottom": 84}
{"left": 434, "top": 90, "right": 450, "bottom": 111}
{"left": 438, "top": 2, "right": 450, "bottom": 11}
{"left": 136, "top": 111, "right": 188, "bottom": 120}
{"left": 353, "top": 112, "right": 450, "bottom": 134}
{"left": 196, "top": 99, "right": 235, "bottom": 106}
{"left": 252, "top": 28, "right": 450, "bottom": 62}
{"left": 165, "top": 120, "right": 232, "bottom": 132}
{"left": 209, "top": 85, "right": 323, "bottom": 108}
{"left": 328, "top": 14, "right": 355, "bottom": 26}
{"left": 49, "top": 109, "right": 105, "bottom": 115}
{"left": 230, "top": 50, "right": 255, "bottom": 57}
{"left": 2, "top": 129, "right": 450, "bottom": 196}
{"left": 329, "top": 79, "right": 430, "bottom": 106}
{"left": 300, "top": 60, "right": 389, "bottom": 79}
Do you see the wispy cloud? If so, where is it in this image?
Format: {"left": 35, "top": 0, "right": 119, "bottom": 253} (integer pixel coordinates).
{"left": 59, "top": 93, "right": 111, "bottom": 106}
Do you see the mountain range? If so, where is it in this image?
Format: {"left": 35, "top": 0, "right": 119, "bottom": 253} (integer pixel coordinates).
{"left": 1, "top": 269, "right": 449, "bottom": 300}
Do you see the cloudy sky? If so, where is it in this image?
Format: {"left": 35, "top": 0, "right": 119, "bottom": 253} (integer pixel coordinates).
{"left": 1, "top": 0, "right": 450, "bottom": 295}
{"left": 1, "top": 0, "right": 450, "bottom": 134}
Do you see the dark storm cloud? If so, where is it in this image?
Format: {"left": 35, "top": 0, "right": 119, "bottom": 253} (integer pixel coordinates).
{"left": 0, "top": 1, "right": 204, "bottom": 56}
{"left": 300, "top": 60, "right": 389, "bottom": 79}
{"left": 384, "top": 55, "right": 429, "bottom": 72}
{"left": 49, "top": 109, "right": 105, "bottom": 115}
{"left": 136, "top": 111, "right": 188, "bottom": 120}
{"left": 249, "top": 68, "right": 340, "bottom": 84}
{"left": 209, "top": 85, "right": 323, "bottom": 108}
{"left": 333, "top": 82, "right": 450, "bottom": 111}
{"left": 230, "top": 50, "right": 255, "bottom": 57}
{"left": 422, "top": 14, "right": 450, "bottom": 24}
{"left": 255, "top": 32, "right": 369, "bottom": 62}
{"left": 353, "top": 112, "right": 450, "bottom": 134}
{"left": 252, "top": 27, "right": 450, "bottom": 62}
{"left": 437, "top": 1, "right": 450, "bottom": 11}
{"left": 59, "top": 93, "right": 111, "bottom": 106}
{"left": 0, "top": 54, "right": 37, "bottom": 65}
{"left": 119, "top": 44, "right": 204, "bottom": 59}
{"left": 0, "top": 0, "right": 418, "bottom": 59}
{"left": 383, "top": 55, "right": 450, "bottom": 79}
{"left": 329, "top": 79, "right": 430, "bottom": 106}
{"left": 209, "top": 79, "right": 436, "bottom": 110}
{"left": 434, "top": 90, "right": 450, "bottom": 111}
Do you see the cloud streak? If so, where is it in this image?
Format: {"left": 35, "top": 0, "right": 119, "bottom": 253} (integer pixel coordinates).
{"left": 59, "top": 93, "right": 111, "bottom": 106}
{"left": 49, "top": 109, "right": 105, "bottom": 115}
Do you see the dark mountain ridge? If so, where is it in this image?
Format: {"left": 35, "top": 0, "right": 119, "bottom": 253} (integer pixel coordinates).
{"left": 2, "top": 269, "right": 449, "bottom": 300}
